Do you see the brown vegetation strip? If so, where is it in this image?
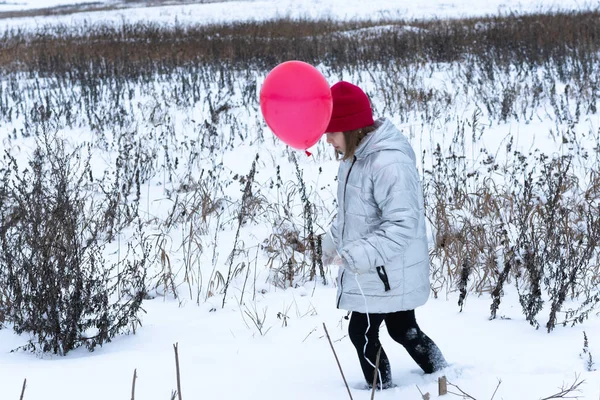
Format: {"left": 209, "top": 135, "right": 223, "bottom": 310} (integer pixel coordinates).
{"left": 0, "top": 9, "right": 599, "bottom": 76}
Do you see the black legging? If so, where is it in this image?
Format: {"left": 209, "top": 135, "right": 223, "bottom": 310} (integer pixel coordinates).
{"left": 348, "top": 310, "right": 447, "bottom": 389}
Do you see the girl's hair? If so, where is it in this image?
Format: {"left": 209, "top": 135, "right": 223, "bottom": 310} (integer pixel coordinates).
{"left": 336, "top": 120, "right": 380, "bottom": 161}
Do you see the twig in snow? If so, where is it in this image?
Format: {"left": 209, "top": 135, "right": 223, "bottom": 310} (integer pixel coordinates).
{"left": 173, "top": 343, "right": 183, "bottom": 400}
{"left": 20, "top": 378, "right": 27, "bottom": 400}
{"left": 539, "top": 375, "right": 585, "bottom": 400}
{"left": 131, "top": 369, "right": 137, "bottom": 400}
{"left": 222, "top": 154, "right": 258, "bottom": 308}
{"left": 439, "top": 376, "right": 448, "bottom": 395}
{"left": 416, "top": 384, "right": 431, "bottom": 399}
{"left": 323, "top": 323, "right": 354, "bottom": 400}
{"left": 334, "top": 334, "right": 349, "bottom": 343}
{"left": 490, "top": 379, "right": 502, "bottom": 400}
{"left": 370, "top": 347, "right": 382, "bottom": 400}
{"left": 447, "top": 379, "right": 477, "bottom": 399}
{"left": 302, "top": 327, "right": 317, "bottom": 343}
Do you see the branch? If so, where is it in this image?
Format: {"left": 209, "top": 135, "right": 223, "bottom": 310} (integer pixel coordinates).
{"left": 539, "top": 375, "right": 584, "bottom": 400}
{"left": 490, "top": 379, "right": 502, "bottom": 400}
{"left": 20, "top": 378, "right": 27, "bottom": 400}
{"left": 323, "top": 323, "right": 354, "bottom": 400}
{"left": 173, "top": 343, "right": 183, "bottom": 400}
{"left": 131, "top": 369, "right": 137, "bottom": 400}
{"left": 416, "top": 385, "right": 431, "bottom": 400}
{"left": 447, "top": 380, "right": 478, "bottom": 400}
{"left": 370, "top": 347, "right": 382, "bottom": 400}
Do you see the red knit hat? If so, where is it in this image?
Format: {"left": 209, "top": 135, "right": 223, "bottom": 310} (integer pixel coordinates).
{"left": 325, "top": 81, "right": 374, "bottom": 132}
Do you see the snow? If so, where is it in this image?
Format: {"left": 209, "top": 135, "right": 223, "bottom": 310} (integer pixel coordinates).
{"left": 1, "top": 286, "right": 598, "bottom": 399}
{"left": 1, "top": 0, "right": 600, "bottom": 399}
{"left": 0, "top": 0, "right": 596, "bottom": 31}
{"left": 0, "top": 0, "right": 99, "bottom": 12}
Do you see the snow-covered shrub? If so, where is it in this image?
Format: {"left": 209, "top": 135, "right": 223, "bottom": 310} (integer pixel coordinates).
{"left": 0, "top": 133, "right": 147, "bottom": 355}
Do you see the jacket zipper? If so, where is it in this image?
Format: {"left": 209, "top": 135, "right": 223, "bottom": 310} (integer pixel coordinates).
{"left": 337, "top": 156, "right": 357, "bottom": 308}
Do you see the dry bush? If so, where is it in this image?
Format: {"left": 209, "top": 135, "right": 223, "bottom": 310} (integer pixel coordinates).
{"left": 0, "top": 132, "right": 147, "bottom": 354}
{"left": 1, "top": 8, "right": 599, "bottom": 330}
{"left": 2, "top": 10, "right": 600, "bottom": 76}
{"left": 424, "top": 121, "right": 600, "bottom": 331}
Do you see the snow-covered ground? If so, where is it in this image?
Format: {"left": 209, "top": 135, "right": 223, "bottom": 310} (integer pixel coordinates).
{"left": 1, "top": 284, "right": 598, "bottom": 399}
{"left": 0, "top": 0, "right": 597, "bottom": 30}
{"left": 1, "top": 1, "right": 599, "bottom": 400}
{"left": 0, "top": 0, "right": 99, "bottom": 11}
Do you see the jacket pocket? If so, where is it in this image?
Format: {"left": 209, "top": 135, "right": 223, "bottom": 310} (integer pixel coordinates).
{"left": 376, "top": 266, "right": 391, "bottom": 292}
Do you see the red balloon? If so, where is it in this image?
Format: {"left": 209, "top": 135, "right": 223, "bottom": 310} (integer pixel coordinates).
{"left": 260, "top": 61, "right": 332, "bottom": 150}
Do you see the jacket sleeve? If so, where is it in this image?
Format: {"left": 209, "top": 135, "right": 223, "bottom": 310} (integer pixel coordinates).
{"left": 322, "top": 214, "right": 339, "bottom": 258}
{"left": 339, "top": 161, "right": 422, "bottom": 274}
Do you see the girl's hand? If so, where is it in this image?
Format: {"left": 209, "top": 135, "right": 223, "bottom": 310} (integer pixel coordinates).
{"left": 322, "top": 253, "right": 343, "bottom": 266}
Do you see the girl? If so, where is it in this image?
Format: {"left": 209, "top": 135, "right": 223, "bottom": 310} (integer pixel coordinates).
{"left": 322, "top": 81, "right": 447, "bottom": 389}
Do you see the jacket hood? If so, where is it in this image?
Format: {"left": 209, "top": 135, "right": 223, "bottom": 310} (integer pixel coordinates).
{"left": 354, "top": 118, "right": 415, "bottom": 161}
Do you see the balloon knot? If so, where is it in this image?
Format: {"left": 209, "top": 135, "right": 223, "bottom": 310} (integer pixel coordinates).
{"left": 305, "top": 150, "right": 312, "bottom": 157}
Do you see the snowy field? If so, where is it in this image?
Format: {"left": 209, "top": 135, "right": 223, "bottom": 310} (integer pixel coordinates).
{"left": 2, "top": 285, "right": 598, "bottom": 399}
{"left": 1, "top": 1, "right": 600, "bottom": 400}
{"left": 0, "top": 0, "right": 98, "bottom": 11}
{"left": 1, "top": 0, "right": 598, "bottom": 29}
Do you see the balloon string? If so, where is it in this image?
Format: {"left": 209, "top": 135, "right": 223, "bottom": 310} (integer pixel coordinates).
{"left": 355, "top": 273, "right": 383, "bottom": 390}
{"left": 331, "top": 238, "right": 382, "bottom": 389}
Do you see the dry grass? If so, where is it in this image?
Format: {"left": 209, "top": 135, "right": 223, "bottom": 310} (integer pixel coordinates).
{"left": 1, "top": 7, "right": 599, "bottom": 330}
{"left": 2, "top": 9, "right": 600, "bottom": 76}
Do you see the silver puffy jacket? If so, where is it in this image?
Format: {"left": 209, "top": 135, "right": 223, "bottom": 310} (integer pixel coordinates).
{"left": 323, "top": 118, "right": 430, "bottom": 313}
